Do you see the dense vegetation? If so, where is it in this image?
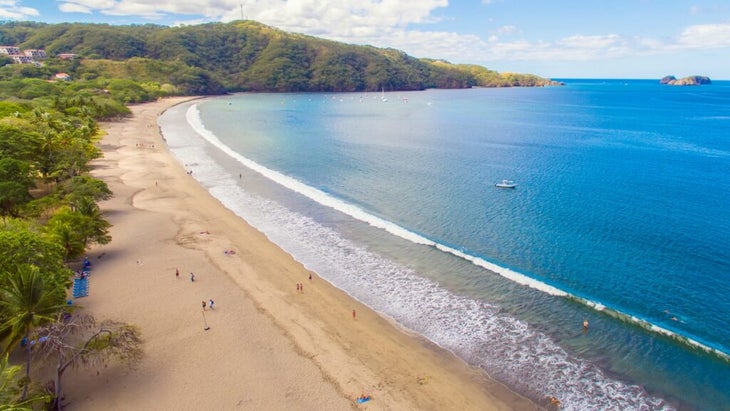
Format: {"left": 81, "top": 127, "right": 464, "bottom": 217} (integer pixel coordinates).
{"left": 0, "top": 60, "right": 142, "bottom": 409}
{"left": 0, "top": 20, "right": 558, "bottom": 95}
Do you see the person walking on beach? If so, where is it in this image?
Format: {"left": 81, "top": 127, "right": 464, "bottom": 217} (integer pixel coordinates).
{"left": 209, "top": 299, "right": 215, "bottom": 310}
{"left": 176, "top": 268, "right": 179, "bottom": 279}
{"left": 352, "top": 309, "right": 357, "bottom": 320}
{"left": 190, "top": 272, "right": 195, "bottom": 282}
{"left": 202, "top": 300, "right": 207, "bottom": 310}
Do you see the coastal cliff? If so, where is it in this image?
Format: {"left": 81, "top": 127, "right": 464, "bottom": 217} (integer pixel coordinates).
{"left": 660, "top": 75, "right": 712, "bottom": 86}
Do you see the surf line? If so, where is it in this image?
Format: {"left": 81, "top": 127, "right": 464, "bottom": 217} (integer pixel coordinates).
{"left": 184, "top": 103, "right": 730, "bottom": 363}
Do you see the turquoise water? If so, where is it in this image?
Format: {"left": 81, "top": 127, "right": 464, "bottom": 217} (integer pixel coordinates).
{"left": 159, "top": 80, "right": 730, "bottom": 410}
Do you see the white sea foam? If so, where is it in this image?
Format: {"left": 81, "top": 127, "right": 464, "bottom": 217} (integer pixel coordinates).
{"left": 186, "top": 103, "right": 568, "bottom": 297}
{"left": 158, "top": 101, "right": 686, "bottom": 409}
{"left": 178, "top": 102, "right": 730, "bottom": 364}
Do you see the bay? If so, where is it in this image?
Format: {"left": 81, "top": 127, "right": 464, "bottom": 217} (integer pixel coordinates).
{"left": 159, "top": 80, "right": 730, "bottom": 410}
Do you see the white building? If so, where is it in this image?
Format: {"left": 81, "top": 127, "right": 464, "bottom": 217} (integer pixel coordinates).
{"left": 24, "top": 49, "right": 47, "bottom": 59}
{"left": 11, "top": 55, "right": 33, "bottom": 64}
{"left": 0, "top": 46, "right": 21, "bottom": 55}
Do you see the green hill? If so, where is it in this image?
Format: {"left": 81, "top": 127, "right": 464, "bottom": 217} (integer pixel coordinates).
{"left": 0, "top": 20, "right": 559, "bottom": 94}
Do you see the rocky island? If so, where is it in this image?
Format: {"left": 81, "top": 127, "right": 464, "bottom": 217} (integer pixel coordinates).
{"left": 660, "top": 75, "right": 712, "bottom": 86}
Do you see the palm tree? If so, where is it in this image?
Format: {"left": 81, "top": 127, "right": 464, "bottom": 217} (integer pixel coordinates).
{"left": 0, "top": 353, "right": 49, "bottom": 410}
{"left": 44, "top": 210, "right": 92, "bottom": 261}
{"left": 0, "top": 265, "right": 67, "bottom": 400}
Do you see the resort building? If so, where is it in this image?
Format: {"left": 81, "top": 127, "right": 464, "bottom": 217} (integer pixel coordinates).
{"left": 11, "top": 55, "right": 34, "bottom": 64}
{"left": 0, "top": 46, "right": 48, "bottom": 64}
{"left": 24, "top": 49, "right": 47, "bottom": 59}
{"left": 0, "top": 46, "right": 21, "bottom": 55}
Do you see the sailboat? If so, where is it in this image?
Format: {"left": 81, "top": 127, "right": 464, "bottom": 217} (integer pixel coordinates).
{"left": 381, "top": 87, "right": 388, "bottom": 102}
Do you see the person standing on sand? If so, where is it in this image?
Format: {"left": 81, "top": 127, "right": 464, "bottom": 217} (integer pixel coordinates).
{"left": 209, "top": 299, "right": 215, "bottom": 310}
{"left": 176, "top": 268, "right": 179, "bottom": 279}
{"left": 352, "top": 309, "right": 356, "bottom": 320}
{"left": 202, "top": 300, "right": 206, "bottom": 310}
{"left": 190, "top": 272, "right": 195, "bottom": 282}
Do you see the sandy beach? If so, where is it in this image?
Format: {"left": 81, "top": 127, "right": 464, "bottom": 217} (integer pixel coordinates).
{"left": 63, "top": 97, "right": 536, "bottom": 410}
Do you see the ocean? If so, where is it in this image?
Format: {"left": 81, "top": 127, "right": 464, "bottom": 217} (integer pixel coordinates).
{"left": 158, "top": 79, "right": 730, "bottom": 411}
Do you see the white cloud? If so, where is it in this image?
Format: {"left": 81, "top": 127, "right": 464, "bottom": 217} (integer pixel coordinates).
{"left": 58, "top": 2, "right": 93, "bottom": 14}
{"left": 436, "top": 25, "right": 730, "bottom": 67}
{"left": 492, "top": 25, "right": 517, "bottom": 36}
{"left": 558, "top": 34, "right": 621, "bottom": 49}
{"left": 40, "top": 1, "right": 729, "bottom": 73}
{"left": 0, "top": 0, "right": 38, "bottom": 19}
{"left": 677, "top": 23, "right": 730, "bottom": 48}
{"left": 59, "top": 0, "right": 117, "bottom": 11}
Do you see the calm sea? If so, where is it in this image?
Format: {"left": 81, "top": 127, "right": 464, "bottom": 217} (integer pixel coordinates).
{"left": 158, "top": 79, "right": 730, "bottom": 411}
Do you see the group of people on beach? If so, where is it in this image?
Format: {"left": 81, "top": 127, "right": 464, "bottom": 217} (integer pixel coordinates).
{"left": 175, "top": 268, "right": 216, "bottom": 314}
{"left": 74, "top": 257, "right": 93, "bottom": 279}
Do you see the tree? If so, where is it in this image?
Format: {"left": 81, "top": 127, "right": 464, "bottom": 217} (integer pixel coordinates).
{"left": 69, "top": 198, "right": 111, "bottom": 251}
{"left": 0, "top": 55, "right": 12, "bottom": 68}
{"left": 35, "top": 314, "right": 142, "bottom": 411}
{"left": 43, "top": 216, "right": 85, "bottom": 261}
{"left": 0, "top": 101, "right": 29, "bottom": 118}
{"left": 0, "top": 354, "right": 50, "bottom": 411}
{"left": 0, "top": 181, "right": 32, "bottom": 218}
{"left": 60, "top": 176, "right": 112, "bottom": 202}
{"left": 0, "top": 220, "right": 71, "bottom": 291}
{"left": 106, "top": 79, "right": 151, "bottom": 104}
{"left": 0, "top": 158, "right": 35, "bottom": 218}
{"left": 0, "top": 265, "right": 68, "bottom": 400}
{"left": 44, "top": 206, "right": 110, "bottom": 261}
{"left": 0, "top": 123, "right": 41, "bottom": 164}
{"left": 0, "top": 158, "right": 34, "bottom": 190}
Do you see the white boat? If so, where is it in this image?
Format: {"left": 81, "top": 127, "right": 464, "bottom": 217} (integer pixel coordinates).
{"left": 495, "top": 180, "right": 517, "bottom": 188}
{"left": 381, "top": 87, "right": 388, "bottom": 102}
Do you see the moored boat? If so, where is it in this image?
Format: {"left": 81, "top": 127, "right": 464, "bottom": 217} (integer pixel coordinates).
{"left": 495, "top": 180, "right": 517, "bottom": 188}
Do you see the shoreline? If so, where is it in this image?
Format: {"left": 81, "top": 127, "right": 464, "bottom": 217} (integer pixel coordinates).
{"left": 64, "top": 97, "right": 536, "bottom": 410}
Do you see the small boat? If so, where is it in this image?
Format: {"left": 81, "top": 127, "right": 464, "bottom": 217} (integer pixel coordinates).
{"left": 495, "top": 180, "right": 517, "bottom": 188}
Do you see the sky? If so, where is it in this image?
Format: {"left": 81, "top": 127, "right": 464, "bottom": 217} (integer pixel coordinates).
{"left": 1, "top": 0, "right": 729, "bottom": 79}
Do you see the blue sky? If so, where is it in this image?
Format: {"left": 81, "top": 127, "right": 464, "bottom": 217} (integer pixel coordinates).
{"left": 2, "top": 1, "right": 729, "bottom": 79}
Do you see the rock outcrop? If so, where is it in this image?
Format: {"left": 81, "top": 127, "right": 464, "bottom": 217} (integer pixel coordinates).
{"left": 660, "top": 75, "right": 711, "bottom": 86}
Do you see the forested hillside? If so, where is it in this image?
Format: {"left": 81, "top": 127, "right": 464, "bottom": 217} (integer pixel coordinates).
{"left": 0, "top": 20, "right": 558, "bottom": 94}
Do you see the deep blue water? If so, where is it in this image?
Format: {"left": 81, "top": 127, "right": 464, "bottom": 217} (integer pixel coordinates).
{"left": 159, "top": 80, "right": 730, "bottom": 410}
